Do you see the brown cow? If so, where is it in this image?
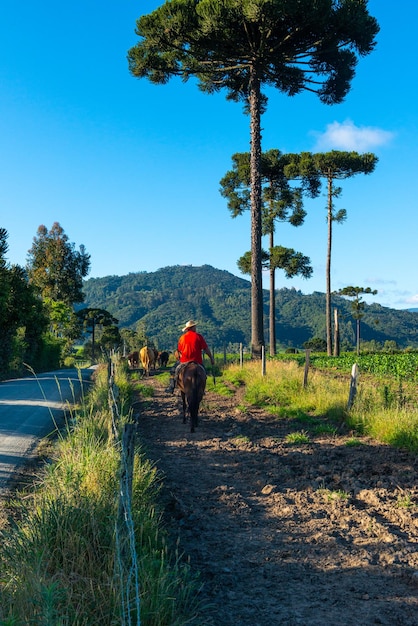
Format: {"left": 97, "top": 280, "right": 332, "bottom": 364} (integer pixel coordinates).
{"left": 127, "top": 351, "right": 139, "bottom": 369}
{"left": 139, "top": 346, "right": 155, "bottom": 376}
{"left": 158, "top": 351, "right": 170, "bottom": 368}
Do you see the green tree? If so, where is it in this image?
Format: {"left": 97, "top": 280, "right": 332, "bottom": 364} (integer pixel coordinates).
{"left": 8, "top": 265, "right": 49, "bottom": 365}
{"left": 237, "top": 246, "right": 312, "bottom": 351}
{"left": 220, "top": 149, "right": 318, "bottom": 354}
{"left": 99, "top": 325, "right": 122, "bottom": 355}
{"left": 76, "top": 308, "right": 119, "bottom": 362}
{"left": 120, "top": 328, "right": 140, "bottom": 355}
{"left": 27, "top": 222, "right": 90, "bottom": 306}
{"left": 286, "top": 151, "right": 378, "bottom": 355}
{"left": 120, "top": 327, "right": 150, "bottom": 355}
{"left": 238, "top": 247, "right": 312, "bottom": 283}
{"left": 303, "top": 337, "right": 327, "bottom": 352}
{"left": 0, "top": 228, "right": 49, "bottom": 376}
{"left": 43, "top": 297, "right": 83, "bottom": 359}
{"left": 128, "top": 0, "right": 379, "bottom": 358}
{"left": 336, "top": 285, "right": 378, "bottom": 355}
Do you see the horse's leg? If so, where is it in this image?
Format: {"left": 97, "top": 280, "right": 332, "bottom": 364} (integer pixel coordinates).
{"left": 181, "top": 391, "right": 187, "bottom": 424}
{"left": 192, "top": 373, "right": 207, "bottom": 432}
{"left": 190, "top": 402, "right": 196, "bottom": 433}
{"left": 192, "top": 391, "right": 204, "bottom": 431}
{"left": 191, "top": 407, "right": 197, "bottom": 433}
{"left": 188, "top": 390, "right": 199, "bottom": 433}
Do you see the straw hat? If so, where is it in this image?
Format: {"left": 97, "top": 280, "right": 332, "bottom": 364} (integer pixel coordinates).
{"left": 182, "top": 320, "right": 198, "bottom": 332}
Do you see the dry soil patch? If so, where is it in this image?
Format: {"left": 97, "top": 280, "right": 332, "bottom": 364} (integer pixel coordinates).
{"left": 135, "top": 374, "right": 418, "bottom": 626}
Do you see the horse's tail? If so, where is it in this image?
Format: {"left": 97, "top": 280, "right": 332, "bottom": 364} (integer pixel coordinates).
{"left": 187, "top": 370, "right": 201, "bottom": 420}
{"left": 188, "top": 366, "right": 206, "bottom": 418}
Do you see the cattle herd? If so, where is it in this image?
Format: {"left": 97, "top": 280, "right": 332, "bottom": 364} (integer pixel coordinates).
{"left": 126, "top": 347, "right": 170, "bottom": 375}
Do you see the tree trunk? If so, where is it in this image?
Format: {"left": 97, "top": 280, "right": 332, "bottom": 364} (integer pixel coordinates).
{"left": 333, "top": 308, "right": 340, "bottom": 357}
{"left": 326, "top": 175, "right": 333, "bottom": 356}
{"left": 269, "top": 230, "right": 276, "bottom": 356}
{"left": 249, "top": 69, "right": 264, "bottom": 359}
{"left": 356, "top": 318, "right": 360, "bottom": 355}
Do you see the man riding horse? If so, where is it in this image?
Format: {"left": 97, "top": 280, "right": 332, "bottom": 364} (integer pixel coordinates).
{"left": 166, "top": 320, "right": 214, "bottom": 393}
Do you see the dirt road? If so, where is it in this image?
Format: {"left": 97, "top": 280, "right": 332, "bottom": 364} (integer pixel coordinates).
{"left": 136, "top": 375, "right": 417, "bottom": 626}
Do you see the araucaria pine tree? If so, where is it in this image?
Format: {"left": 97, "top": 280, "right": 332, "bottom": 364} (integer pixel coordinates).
{"left": 128, "top": 0, "right": 379, "bottom": 357}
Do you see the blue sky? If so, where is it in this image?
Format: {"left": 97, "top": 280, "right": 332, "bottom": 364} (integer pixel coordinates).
{"left": 1, "top": 1, "right": 416, "bottom": 310}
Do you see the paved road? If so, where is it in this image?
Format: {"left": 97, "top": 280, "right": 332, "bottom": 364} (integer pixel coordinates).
{"left": 0, "top": 367, "right": 96, "bottom": 495}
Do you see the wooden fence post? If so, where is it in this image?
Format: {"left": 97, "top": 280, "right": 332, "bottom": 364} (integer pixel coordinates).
{"left": 347, "top": 363, "right": 359, "bottom": 409}
{"left": 239, "top": 343, "right": 243, "bottom": 368}
{"left": 261, "top": 345, "right": 266, "bottom": 376}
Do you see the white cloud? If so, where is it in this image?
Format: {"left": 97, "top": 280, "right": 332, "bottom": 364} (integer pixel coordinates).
{"left": 405, "top": 294, "right": 418, "bottom": 304}
{"left": 378, "top": 291, "right": 418, "bottom": 310}
{"left": 312, "top": 120, "right": 394, "bottom": 152}
{"left": 365, "top": 278, "right": 397, "bottom": 286}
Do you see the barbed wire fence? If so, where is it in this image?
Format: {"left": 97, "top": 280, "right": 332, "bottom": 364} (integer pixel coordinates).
{"left": 108, "top": 358, "right": 142, "bottom": 626}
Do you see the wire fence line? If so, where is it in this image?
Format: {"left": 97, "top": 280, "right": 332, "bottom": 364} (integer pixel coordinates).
{"left": 108, "top": 360, "right": 141, "bottom": 626}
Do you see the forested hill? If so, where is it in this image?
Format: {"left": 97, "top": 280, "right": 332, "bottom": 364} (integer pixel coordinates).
{"left": 81, "top": 264, "right": 418, "bottom": 351}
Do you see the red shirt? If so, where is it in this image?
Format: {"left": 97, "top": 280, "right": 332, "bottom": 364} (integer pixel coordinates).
{"left": 178, "top": 329, "right": 208, "bottom": 364}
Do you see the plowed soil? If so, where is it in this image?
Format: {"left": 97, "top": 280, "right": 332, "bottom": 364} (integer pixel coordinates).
{"left": 135, "top": 373, "right": 418, "bottom": 626}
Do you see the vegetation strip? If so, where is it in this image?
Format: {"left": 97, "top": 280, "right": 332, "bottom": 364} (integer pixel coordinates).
{"left": 0, "top": 363, "right": 200, "bottom": 625}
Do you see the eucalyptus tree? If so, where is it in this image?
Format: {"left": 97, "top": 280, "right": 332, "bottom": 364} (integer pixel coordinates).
{"left": 27, "top": 222, "right": 91, "bottom": 306}
{"left": 128, "top": 0, "right": 379, "bottom": 357}
{"left": 336, "top": 285, "right": 377, "bottom": 355}
{"left": 221, "top": 149, "right": 317, "bottom": 354}
{"left": 286, "top": 151, "right": 378, "bottom": 355}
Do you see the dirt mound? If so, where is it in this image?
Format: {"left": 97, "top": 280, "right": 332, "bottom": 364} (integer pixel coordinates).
{"left": 135, "top": 375, "right": 418, "bottom": 626}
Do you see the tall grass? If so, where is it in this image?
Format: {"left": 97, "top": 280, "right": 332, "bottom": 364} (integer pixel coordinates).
{"left": 348, "top": 384, "right": 418, "bottom": 452}
{"left": 223, "top": 360, "right": 348, "bottom": 421}
{"left": 222, "top": 360, "right": 418, "bottom": 452}
{"left": 0, "top": 363, "right": 200, "bottom": 625}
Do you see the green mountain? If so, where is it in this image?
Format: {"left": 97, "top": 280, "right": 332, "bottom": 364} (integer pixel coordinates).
{"left": 81, "top": 264, "right": 418, "bottom": 351}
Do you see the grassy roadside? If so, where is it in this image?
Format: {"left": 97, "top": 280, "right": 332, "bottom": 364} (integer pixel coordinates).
{"left": 207, "top": 359, "right": 418, "bottom": 453}
{"left": 143, "top": 354, "right": 418, "bottom": 453}
{"left": 1, "top": 355, "right": 415, "bottom": 624}
{"left": 0, "top": 363, "right": 201, "bottom": 625}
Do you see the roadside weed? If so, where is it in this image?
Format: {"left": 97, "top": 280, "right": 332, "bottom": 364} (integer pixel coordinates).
{"left": 230, "top": 434, "right": 251, "bottom": 446}
{"left": 313, "top": 423, "right": 338, "bottom": 436}
{"left": 345, "top": 437, "right": 364, "bottom": 447}
{"left": 317, "top": 487, "right": 351, "bottom": 502}
{"left": 396, "top": 493, "right": 415, "bottom": 509}
{"left": 285, "top": 431, "right": 310, "bottom": 445}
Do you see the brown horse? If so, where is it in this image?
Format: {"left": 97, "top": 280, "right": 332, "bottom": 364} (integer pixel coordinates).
{"left": 176, "top": 362, "right": 207, "bottom": 433}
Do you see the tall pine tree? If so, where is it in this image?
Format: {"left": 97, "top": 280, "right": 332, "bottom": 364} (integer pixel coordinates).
{"left": 128, "top": 0, "right": 379, "bottom": 356}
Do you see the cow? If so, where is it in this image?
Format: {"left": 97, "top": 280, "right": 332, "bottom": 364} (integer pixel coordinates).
{"left": 139, "top": 346, "right": 155, "bottom": 376}
{"left": 127, "top": 351, "right": 139, "bottom": 369}
{"left": 152, "top": 348, "right": 159, "bottom": 370}
{"left": 158, "top": 351, "right": 170, "bottom": 368}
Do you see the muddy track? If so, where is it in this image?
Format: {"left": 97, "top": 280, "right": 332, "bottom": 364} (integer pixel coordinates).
{"left": 135, "top": 374, "right": 418, "bottom": 626}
